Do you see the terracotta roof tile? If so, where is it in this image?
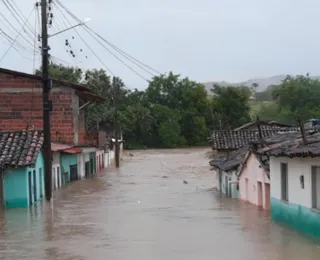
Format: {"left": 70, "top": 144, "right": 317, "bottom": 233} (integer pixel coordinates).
{"left": 209, "top": 147, "right": 249, "bottom": 172}
{"left": 0, "top": 130, "right": 44, "bottom": 169}
{"left": 208, "top": 127, "right": 316, "bottom": 150}
{"left": 256, "top": 133, "right": 320, "bottom": 158}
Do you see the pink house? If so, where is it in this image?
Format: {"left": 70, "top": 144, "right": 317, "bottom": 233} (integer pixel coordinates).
{"left": 238, "top": 152, "right": 270, "bottom": 210}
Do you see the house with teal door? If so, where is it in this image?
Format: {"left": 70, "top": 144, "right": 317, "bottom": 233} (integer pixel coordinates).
{"left": 210, "top": 147, "right": 248, "bottom": 199}
{"left": 51, "top": 143, "right": 83, "bottom": 189}
{"left": 0, "top": 130, "right": 45, "bottom": 208}
{"left": 60, "top": 148, "right": 82, "bottom": 183}
{"left": 256, "top": 132, "right": 320, "bottom": 238}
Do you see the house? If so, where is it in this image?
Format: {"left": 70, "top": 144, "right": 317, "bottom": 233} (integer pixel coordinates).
{"left": 0, "top": 130, "right": 45, "bottom": 208}
{"left": 0, "top": 68, "right": 108, "bottom": 178}
{"left": 239, "top": 131, "right": 304, "bottom": 210}
{"left": 255, "top": 132, "right": 320, "bottom": 238}
{"left": 208, "top": 127, "right": 299, "bottom": 158}
{"left": 210, "top": 147, "right": 248, "bottom": 198}
{"left": 238, "top": 151, "right": 270, "bottom": 209}
{"left": 0, "top": 67, "right": 105, "bottom": 146}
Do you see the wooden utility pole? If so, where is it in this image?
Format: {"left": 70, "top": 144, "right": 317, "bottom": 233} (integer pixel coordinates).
{"left": 113, "top": 78, "right": 120, "bottom": 168}
{"left": 256, "top": 116, "right": 263, "bottom": 140}
{"left": 297, "top": 116, "right": 307, "bottom": 145}
{"left": 41, "top": 0, "right": 52, "bottom": 200}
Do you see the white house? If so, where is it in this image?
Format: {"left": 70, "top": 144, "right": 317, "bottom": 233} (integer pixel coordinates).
{"left": 257, "top": 133, "right": 320, "bottom": 238}
{"left": 210, "top": 147, "right": 248, "bottom": 199}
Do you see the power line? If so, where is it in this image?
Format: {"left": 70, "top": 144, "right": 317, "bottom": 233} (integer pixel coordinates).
{"left": 89, "top": 30, "right": 161, "bottom": 76}
{"left": 53, "top": 1, "right": 115, "bottom": 76}
{"left": 1, "top": 0, "right": 35, "bottom": 42}
{"left": 57, "top": 0, "right": 157, "bottom": 78}
{"left": 54, "top": 0, "right": 158, "bottom": 82}
{"left": 51, "top": 4, "right": 85, "bottom": 67}
{"left": 0, "top": 10, "right": 36, "bottom": 49}
{"left": 0, "top": 6, "right": 36, "bottom": 63}
{"left": 54, "top": 1, "right": 141, "bottom": 80}
{"left": 0, "top": 28, "right": 38, "bottom": 56}
{"left": 3, "top": 0, "right": 37, "bottom": 36}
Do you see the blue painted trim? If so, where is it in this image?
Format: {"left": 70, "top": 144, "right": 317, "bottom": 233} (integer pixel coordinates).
{"left": 271, "top": 197, "right": 320, "bottom": 238}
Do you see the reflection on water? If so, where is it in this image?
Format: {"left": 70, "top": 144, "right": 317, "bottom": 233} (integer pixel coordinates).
{"left": 0, "top": 148, "right": 319, "bottom": 260}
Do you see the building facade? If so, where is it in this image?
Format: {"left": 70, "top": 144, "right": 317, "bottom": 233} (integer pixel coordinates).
{"left": 270, "top": 156, "right": 320, "bottom": 237}
{"left": 238, "top": 152, "right": 270, "bottom": 209}
{"left": 0, "top": 131, "right": 45, "bottom": 208}
{"left": 210, "top": 147, "right": 248, "bottom": 199}
{"left": 0, "top": 68, "right": 105, "bottom": 146}
{"left": 254, "top": 132, "right": 320, "bottom": 237}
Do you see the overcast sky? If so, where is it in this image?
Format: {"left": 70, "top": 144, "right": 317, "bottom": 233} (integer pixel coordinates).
{"left": 1, "top": 0, "right": 320, "bottom": 89}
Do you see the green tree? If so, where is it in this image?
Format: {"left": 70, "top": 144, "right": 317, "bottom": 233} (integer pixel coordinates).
{"left": 272, "top": 75, "right": 320, "bottom": 122}
{"left": 35, "top": 62, "right": 83, "bottom": 84}
{"left": 211, "top": 85, "right": 251, "bottom": 129}
{"left": 145, "top": 72, "right": 210, "bottom": 145}
{"left": 35, "top": 65, "right": 216, "bottom": 148}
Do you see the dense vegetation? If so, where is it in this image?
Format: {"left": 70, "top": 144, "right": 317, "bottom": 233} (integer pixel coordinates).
{"left": 39, "top": 64, "right": 318, "bottom": 148}
{"left": 254, "top": 75, "right": 320, "bottom": 125}
{"left": 39, "top": 63, "right": 253, "bottom": 149}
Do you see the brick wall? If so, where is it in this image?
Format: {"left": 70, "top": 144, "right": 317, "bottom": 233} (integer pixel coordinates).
{"left": 0, "top": 71, "right": 91, "bottom": 145}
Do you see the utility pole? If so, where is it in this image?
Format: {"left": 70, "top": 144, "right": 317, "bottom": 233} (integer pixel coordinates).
{"left": 256, "top": 116, "right": 263, "bottom": 140}
{"left": 297, "top": 116, "right": 307, "bottom": 145}
{"left": 112, "top": 78, "right": 120, "bottom": 168}
{"left": 41, "top": 0, "right": 52, "bottom": 200}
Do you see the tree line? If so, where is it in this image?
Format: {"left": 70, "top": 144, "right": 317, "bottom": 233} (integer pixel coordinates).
{"left": 39, "top": 64, "right": 318, "bottom": 148}
{"left": 255, "top": 75, "right": 320, "bottom": 126}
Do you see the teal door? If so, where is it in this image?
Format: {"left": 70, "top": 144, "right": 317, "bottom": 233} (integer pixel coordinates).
{"left": 28, "top": 171, "right": 32, "bottom": 205}
{"left": 0, "top": 171, "right": 4, "bottom": 208}
{"left": 33, "top": 170, "right": 37, "bottom": 203}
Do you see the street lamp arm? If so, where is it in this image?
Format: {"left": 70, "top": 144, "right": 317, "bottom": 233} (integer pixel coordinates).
{"left": 48, "top": 18, "right": 91, "bottom": 38}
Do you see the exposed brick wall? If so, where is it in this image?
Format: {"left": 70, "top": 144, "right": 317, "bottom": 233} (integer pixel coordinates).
{"left": 0, "top": 71, "right": 96, "bottom": 145}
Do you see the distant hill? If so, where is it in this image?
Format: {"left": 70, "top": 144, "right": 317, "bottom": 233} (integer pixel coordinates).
{"left": 203, "top": 75, "right": 287, "bottom": 93}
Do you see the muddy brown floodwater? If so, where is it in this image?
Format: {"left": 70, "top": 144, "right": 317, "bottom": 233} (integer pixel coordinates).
{"left": 0, "top": 148, "right": 320, "bottom": 260}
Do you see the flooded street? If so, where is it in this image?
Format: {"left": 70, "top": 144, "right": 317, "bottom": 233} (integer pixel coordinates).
{"left": 0, "top": 148, "right": 320, "bottom": 260}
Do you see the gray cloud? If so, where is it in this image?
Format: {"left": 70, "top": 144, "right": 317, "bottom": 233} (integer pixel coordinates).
{"left": 1, "top": 0, "right": 320, "bottom": 89}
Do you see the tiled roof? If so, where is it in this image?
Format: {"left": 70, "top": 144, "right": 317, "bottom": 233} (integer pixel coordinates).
{"left": 255, "top": 133, "right": 320, "bottom": 158}
{"left": 51, "top": 143, "right": 73, "bottom": 152}
{"left": 210, "top": 147, "right": 248, "bottom": 172}
{"left": 234, "top": 121, "right": 292, "bottom": 131}
{"left": 208, "top": 127, "right": 304, "bottom": 150}
{"left": 0, "top": 130, "right": 44, "bottom": 169}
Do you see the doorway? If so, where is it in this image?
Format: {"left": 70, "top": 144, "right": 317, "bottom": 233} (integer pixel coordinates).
{"left": 90, "top": 158, "right": 94, "bottom": 174}
{"left": 0, "top": 171, "right": 4, "bottom": 208}
{"left": 264, "top": 183, "right": 270, "bottom": 209}
{"left": 257, "top": 181, "right": 263, "bottom": 207}
{"left": 70, "top": 164, "right": 78, "bottom": 182}
{"left": 52, "top": 167, "right": 56, "bottom": 191}
{"left": 57, "top": 166, "right": 60, "bottom": 188}
{"left": 85, "top": 161, "right": 90, "bottom": 178}
{"left": 28, "top": 171, "right": 32, "bottom": 205}
{"left": 39, "top": 168, "right": 43, "bottom": 198}
{"left": 225, "top": 175, "right": 229, "bottom": 196}
{"left": 33, "top": 170, "right": 37, "bottom": 203}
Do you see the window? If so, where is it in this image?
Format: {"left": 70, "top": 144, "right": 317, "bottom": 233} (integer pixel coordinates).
{"left": 281, "top": 163, "right": 288, "bottom": 201}
{"left": 311, "top": 166, "right": 320, "bottom": 209}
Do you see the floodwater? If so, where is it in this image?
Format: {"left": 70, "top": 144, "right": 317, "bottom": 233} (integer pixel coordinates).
{"left": 0, "top": 148, "right": 320, "bottom": 260}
